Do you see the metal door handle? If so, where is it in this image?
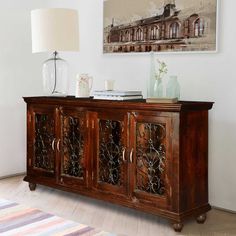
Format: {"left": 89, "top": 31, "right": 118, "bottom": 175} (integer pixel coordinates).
{"left": 122, "top": 148, "right": 126, "bottom": 162}
{"left": 57, "top": 139, "right": 61, "bottom": 151}
{"left": 51, "top": 138, "right": 56, "bottom": 151}
{"left": 130, "top": 148, "right": 134, "bottom": 163}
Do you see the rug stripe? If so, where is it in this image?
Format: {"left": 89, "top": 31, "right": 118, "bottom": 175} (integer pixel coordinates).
{"left": 0, "top": 200, "right": 12, "bottom": 207}
{"left": 0, "top": 209, "right": 42, "bottom": 227}
{"left": 2, "top": 216, "right": 60, "bottom": 236}
{"left": 0, "top": 204, "right": 31, "bottom": 218}
{"left": 0, "top": 212, "right": 53, "bottom": 233}
{"left": 37, "top": 221, "right": 79, "bottom": 236}
{"left": 0, "top": 208, "right": 40, "bottom": 223}
{"left": 0, "top": 202, "right": 18, "bottom": 210}
{"left": 10, "top": 217, "right": 65, "bottom": 236}
{"left": 0, "top": 199, "right": 118, "bottom": 236}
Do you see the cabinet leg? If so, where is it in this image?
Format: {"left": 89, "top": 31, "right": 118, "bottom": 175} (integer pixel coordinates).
{"left": 172, "top": 222, "right": 184, "bottom": 232}
{"left": 196, "top": 213, "right": 207, "bottom": 224}
{"left": 29, "top": 183, "right": 36, "bottom": 191}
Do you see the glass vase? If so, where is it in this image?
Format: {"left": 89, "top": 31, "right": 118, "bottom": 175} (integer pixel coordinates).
{"left": 154, "top": 79, "right": 164, "bottom": 98}
{"left": 166, "top": 75, "right": 180, "bottom": 99}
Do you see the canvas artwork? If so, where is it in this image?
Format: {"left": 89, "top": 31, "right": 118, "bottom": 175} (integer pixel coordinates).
{"left": 103, "top": 0, "right": 218, "bottom": 53}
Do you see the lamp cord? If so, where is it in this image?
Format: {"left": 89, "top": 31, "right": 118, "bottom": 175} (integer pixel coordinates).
{"left": 52, "top": 51, "right": 58, "bottom": 93}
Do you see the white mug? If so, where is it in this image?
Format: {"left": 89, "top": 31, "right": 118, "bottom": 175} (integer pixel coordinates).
{"left": 104, "top": 80, "right": 115, "bottom": 90}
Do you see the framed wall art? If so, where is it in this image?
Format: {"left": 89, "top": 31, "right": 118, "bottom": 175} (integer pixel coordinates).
{"left": 103, "top": 0, "right": 218, "bottom": 53}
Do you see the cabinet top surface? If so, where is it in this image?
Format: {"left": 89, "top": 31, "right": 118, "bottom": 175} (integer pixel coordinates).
{"left": 23, "top": 96, "right": 213, "bottom": 112}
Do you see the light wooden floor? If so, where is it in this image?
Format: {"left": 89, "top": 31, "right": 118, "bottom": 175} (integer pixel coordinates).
{"left": 0, "top": 175, "right": 236, "bottom": 236}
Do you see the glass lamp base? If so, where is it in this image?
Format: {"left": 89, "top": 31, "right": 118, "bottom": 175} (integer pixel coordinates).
{"left": 50, "top": 91, "right": 68, "bottom": 97}
{"left": 42, "top": 52, "right": 69, "bottom": 96}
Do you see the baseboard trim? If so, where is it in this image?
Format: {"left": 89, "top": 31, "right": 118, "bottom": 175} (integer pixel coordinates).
{"left": 0, "top": 172, "right": 25, "bottom": 180}
{"left": 212, "top": 205, "right": 236, "bottom": 214}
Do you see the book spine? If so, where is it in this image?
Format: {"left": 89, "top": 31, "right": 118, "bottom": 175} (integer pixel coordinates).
{"left": 93, "top": 91, "right": 142, "bottom": 96}
{"left": 93, "top": 95, "right": 143, "bottom": 100}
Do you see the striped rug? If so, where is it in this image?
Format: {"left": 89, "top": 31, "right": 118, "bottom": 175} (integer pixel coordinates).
{"left": 0, "top": 199, "right": 116, "bottom": 236}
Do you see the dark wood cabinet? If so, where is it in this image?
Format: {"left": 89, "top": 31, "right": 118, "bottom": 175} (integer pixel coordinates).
{"left": 24, "top": 97, "right": 213, "bottom": 232}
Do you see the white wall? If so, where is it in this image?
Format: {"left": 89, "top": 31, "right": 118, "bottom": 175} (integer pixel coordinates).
{"left": 0, "top": 0, "right": 236, "bottom": 212}
{"left": 0, "top": 1, "right": 56, "bottom": 177}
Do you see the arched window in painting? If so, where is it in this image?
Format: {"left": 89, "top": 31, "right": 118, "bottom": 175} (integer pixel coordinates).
{"left": 155, "top": 27, "right": 160, "bottom": 40}
{"left": 123, "top": 31, "right": 126, "bottom": 42}
{"left": 194, "top": 18, "right": 205, "bottom": 37}
{"left": 140, "top": 29, "right": 144, "bottom": 40}
{"left": 125, "top": 30, "right": 130, "bottom": 42}
{"left": 137, "top": 28, "right": 143, "bottom": 41}
{"left": 170, "top": 22, "right": 179, "bottom": 39}
{"left": 151, "top": 27, "right": 155, "bottom": 40}
{"left": 150, "top": 26, "right": 160, "bottom": 40}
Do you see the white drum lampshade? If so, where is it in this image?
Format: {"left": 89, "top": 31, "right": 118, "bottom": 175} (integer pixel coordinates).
{"left": 31, "top": 8, "right": 79, "bottom": 96}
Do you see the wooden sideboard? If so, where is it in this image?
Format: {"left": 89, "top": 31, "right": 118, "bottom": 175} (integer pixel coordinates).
{"left": 23, "top": 97, "right": 213, "bottom": 232}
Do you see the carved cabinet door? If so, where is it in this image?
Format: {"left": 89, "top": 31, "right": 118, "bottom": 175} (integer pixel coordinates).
{"left": 129, "top": 112, "right": 173, "bottom": 209}
{"left": 57, "top": 107, "right": 89, "bottom": 189}
{"left": 91, "top": 111, "right": 129, "bottom": 196}
{"left": 27, "top": 105, "right": 57, "bottom": 180}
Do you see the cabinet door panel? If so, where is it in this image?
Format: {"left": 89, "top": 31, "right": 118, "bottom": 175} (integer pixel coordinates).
{"left": 92, "top": 112, "right": 128, "bottom": 196}
{"left": 58, "top": 108, "right": 88, "bottom": 188}
{"left": 28, "top": 105, "right": 56, "bottom": 179}
{"left": 130, "top": 113, "right": 172, "bottom": 208}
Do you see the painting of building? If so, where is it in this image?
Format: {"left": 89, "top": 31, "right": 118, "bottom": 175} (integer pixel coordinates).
{"left": 103, "top": 0, "right": 217, "bottom": 53}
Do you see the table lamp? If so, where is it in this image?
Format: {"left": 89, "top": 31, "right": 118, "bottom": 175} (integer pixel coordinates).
{"left": 31, "top": 8, "right": 79, "bottom": 96}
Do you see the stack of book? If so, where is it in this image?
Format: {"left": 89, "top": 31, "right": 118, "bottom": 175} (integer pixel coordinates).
{"left": 93, "top": 90, "right": 143, "bottom": 101}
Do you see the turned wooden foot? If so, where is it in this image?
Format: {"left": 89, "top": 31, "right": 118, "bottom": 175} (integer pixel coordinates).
{"left": 29, "top": 183, "right": 36, "bottom": 191}
{"left": 172, "top": 222, "right": 184, "bottom": 232}
{"left": 196, "top": 213, "right": 207, "bottom": 224}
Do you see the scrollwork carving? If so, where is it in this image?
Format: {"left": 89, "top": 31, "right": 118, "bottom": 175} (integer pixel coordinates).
{"left": 62, "top": 116, "right": 84, "bottom": 178}
{"left": 136, "top": 123, "right": 166, "bottom": 195}
{"left": 99, "top": 120, "right": 123, "bottom": 186}
{"left": 34, "top": 114, "right": 55, "bottom": 171}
